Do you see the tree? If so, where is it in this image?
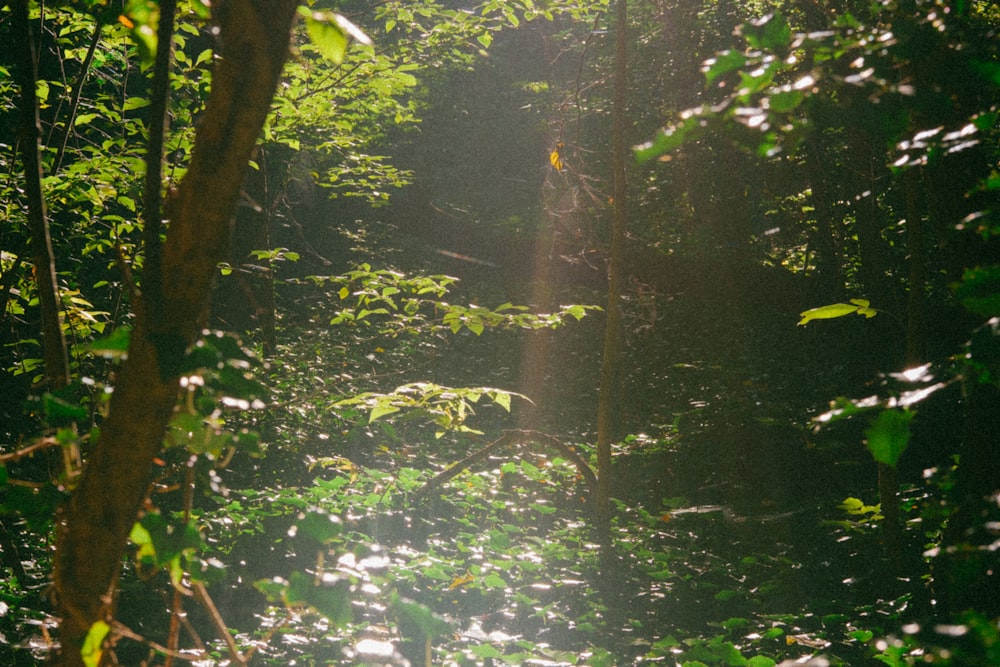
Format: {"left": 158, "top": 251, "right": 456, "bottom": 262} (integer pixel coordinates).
{"left": 595, "top": 0, "right": 627, "bottom": 542}
{"left": 47, "top": 2, "right": 300, "bottom": 664}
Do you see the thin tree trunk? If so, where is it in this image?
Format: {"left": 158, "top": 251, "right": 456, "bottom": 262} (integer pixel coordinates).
{"left": 50, "top": 3, "right": 300, "bottom": 665}
{"left": 141, "top": 0, "right": 178, "bottom": 320}
{"left": 12, "top": 0, "right": 70, "bottom": 391}
{"left": 595, "top": 0, "right": 627, "bottom": 542}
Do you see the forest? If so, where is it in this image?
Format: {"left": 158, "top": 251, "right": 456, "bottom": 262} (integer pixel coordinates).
{"left": 1, "top": 0, "right": 999, "bottom": 665}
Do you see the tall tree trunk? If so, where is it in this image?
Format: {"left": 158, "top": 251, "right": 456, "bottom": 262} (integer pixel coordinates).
{"left": 50, "top": 3, "right": 300, "bottom": 665}
{"left": 595, "top": 0, "right": 627, "bottom": 542}
{"left": 804, "top": 131, "right": 845, "bottom": 296}
{"left": 12, "top": 0, "right": 70, "bottom": 391}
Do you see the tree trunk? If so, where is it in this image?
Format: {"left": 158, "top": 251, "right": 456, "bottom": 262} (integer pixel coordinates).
{"left": 50, "top": 3, "right": 299, "bottom": 665}
{"left": 12, "top": 0, "right": 70, "bottom": 391}
{"left": 595, "top": 0, "right": 627, "bottom": 543}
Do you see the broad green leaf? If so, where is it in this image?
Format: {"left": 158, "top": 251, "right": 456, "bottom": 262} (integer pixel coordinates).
{"left": 294, "top": 509, "right": 343, "bottom": 544}
{"left": 123, "top": 96, "right": 151, "bottom": 111}
{"left": 635, "top": 114, "right": 707, "bottom": 164}
{"left": 482, "top": 572, "right": 507, "bottom": 589}
{"left": 471, "top": 643, "right": 504, "bottom": 659}
{"left": 703, "top": 50, "right": 747, "bottom": 86}
{"left": 954, "top": 266, "right": 1000, "bottom": 317}
{"left": 744, "top": 12, "right": 792, "bottom": 52}
{"left": 87, "top": 326, "right": 131, "bottom": 359}
{"left": 369, "top": 403, "right": 401, "bottom": 422}
{"left": 864, "top": 409, "right": 914, "bottom": 468}
{"left": 798, "top": 301, "right": 877, "bottom": 326}
{"left": 43, "top": 393, "right": 88, "bottom": 425}
{"left": 768, "top": 90, "right": 804, "bottom": 113}
{"left": 287, "top": 571, "right": 353, "bottom": 627}
{"left": 392, "top": 595, "right": 453, "bottom": 638}
{"left": 492, "top": 391, "right": 511, "bottom": 412}
{"left": 299, "top": 7, "right": 371, "bottom": 64}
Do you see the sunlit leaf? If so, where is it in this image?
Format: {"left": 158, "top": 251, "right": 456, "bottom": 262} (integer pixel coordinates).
{"left": 370, "top": 403, "right": 401, "bottom": 422}
{"left": 798, "top": 300, "right": 877, "bottom": 325}
{"left": 293, "top": 509, "right": 343, "bottom": 544}
{"left": 392, "top": 595, "right": 453, "bottom": 638}
{"left": 298, "top": 7, "right": 372, "bottom": 64}
{"left": 482, "top": 572, "right": 507, "bottom": 589}
{"left": 471, "top": 643, "right": 505, "bottom": 659}
{"left": 864, "top": 409, "right": 914, "bottom": 468}
{"left": 287, "top": 571, "right": 352, "bottom": 627}
{"left": 703, "top": 50, "right": 746, "bottom": 85}
{"left": 81, "top": 620, "right": 110, "bottom": 667}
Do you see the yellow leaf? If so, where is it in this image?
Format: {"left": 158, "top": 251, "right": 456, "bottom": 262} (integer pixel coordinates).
{"left": 82, "top": 620, "right": 111, "bottom": 667}
{"left": 549, "top": 147, "right": 563, "bottom": 171}
{"left": 448, "top": 572, "right": 475, "bottom": 590}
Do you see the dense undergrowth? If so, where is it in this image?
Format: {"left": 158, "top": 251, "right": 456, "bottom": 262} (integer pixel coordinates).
{"left": 0, "top": 243, "right": 990, "bottom": 667}
{"left": 0, "top": 246, "right": 988, "bottom": 667}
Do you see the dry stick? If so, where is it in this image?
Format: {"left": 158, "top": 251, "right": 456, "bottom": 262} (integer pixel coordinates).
{"left": 0, "top": 436, "right": 61, "bottom": 463}
{"left": 51, "top": 19, "right": 102, "bottom": 175}
{"left": 164, "top": 460, "right": 195, "bottom": 667}
{"left": 594, "top": 0, "right": 628, "bottom": 544}
{"left": 192, "top": 582, "right": 247, "bottom": 667}
{"left": 412, "top": 429, "right": 597, "bottom": 503}
{"left": 112, "top": 622, "right": 205, "bottom": 663}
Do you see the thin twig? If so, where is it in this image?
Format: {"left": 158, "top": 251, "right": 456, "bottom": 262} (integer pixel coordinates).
{"left": 0, "top": 437, "right": 60, "bottom": 463}
{"left": 51, "top": 19, "right": 103, "bottom": 174}
{"left": 112, "top": 621, "right": 207, "bottom": 662}
{"left": 192, "top": 582, "right": 247, "bottom": 667}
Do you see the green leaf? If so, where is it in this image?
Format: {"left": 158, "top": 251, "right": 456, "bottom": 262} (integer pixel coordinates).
{"left": 744, "top": 12, "right": 792, "bottom": 52}
{"left": 294, "top": 509, "right": 343, "bottom": 544}
{"left": 864, "top": 409, "right": 914, "bottom": 468}
{"left": 287, "top": 571, "right": 353, "bottom": 627}
{"left": 635, "top": 114, "right": 707, "bottom": 164}
{"left": 370, "top": 403, "right": 401, "bottom": 422}
{"left": 471, "top": 644, "right": 505, "bottom": 659}
{"left": 81, "top": 620, "right": 110, "bottom": 667}
{"left": 123, "top": 96, "right": 151, "bottom": 111}
{"left": 43, "top": 393, "right": 88, "bottom": 425}
{"left": 86, "top": 326, "right": 131, "bottom": 360}
{"left": 768, "top": 90, "right": 804, "bottom": 113}
{"left": 482, "top": 572, "right": 507, "bottom": 589}
{"left": 954, "top": 266, "right": 1000, "bottom": 317}
{"left": 492, "top": 391, "right": 511, "bottom": 412}
{"left": 798, "top": 300, "right": 877, "bottom": 326}
{"left": 703, "top": 50, "right": 747, "bottom": 86}
{"left": 298, "top": 7, "right": 372, "bottom": 64}
{"left": 392, "top": 595, "right": 453, "bottom": 639}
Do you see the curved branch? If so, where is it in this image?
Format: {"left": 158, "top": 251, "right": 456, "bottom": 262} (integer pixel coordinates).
{"left": 412, "top": 429, "right": 597, "bottom": 503}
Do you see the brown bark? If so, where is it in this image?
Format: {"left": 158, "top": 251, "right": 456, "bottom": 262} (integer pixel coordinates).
{"left": 12, "top": 0, "right": 71, "bottom": 391}
{"left": 595, "top": 0, "right": 627, "bottom": 542}
{"left": 50, "top": 3, "right": 299, "bottom": 665}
